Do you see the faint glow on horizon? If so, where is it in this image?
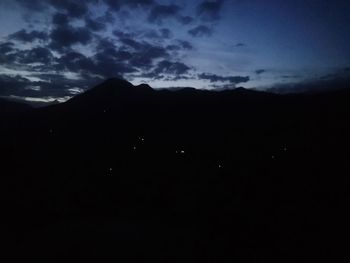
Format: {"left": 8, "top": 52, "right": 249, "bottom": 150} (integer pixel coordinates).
{"left": 68, "top": 87, "right": 84, "bottom": 95}
{"left": 8, "top": 95, "right": 71, "bottom": 103}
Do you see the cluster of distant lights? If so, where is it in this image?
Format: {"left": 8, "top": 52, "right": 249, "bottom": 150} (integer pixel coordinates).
{"left": 132, "top": 136, "right": 187, "bottom": 155}
{"left": 48, "top": 113, "right": 290, "bottom": 175}
{"left": 271, "top": 147, "right": 288, "bottom": 160}
{"left": 47, "top": 127, "right": 290, "bottom": 174}
{"left": 101, "top": 109, "right": 289, "bottom": 164}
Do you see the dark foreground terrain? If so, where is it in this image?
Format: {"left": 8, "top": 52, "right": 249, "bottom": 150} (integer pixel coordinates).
{"left": 1, "top": 79, "right": 349, "bottom": 262}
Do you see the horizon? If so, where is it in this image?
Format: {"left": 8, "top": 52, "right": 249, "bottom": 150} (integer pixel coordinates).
{"left": 2, "top": 75, "right": 349, "bottom": 108}
{"left": 0, "top": 77, "right": 259, "bottom": 106}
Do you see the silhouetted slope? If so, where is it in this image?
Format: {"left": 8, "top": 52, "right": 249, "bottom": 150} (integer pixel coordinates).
{"left": 0, "top": 98, "right": 32, "bottom": 115}
{"left": 1, "top": 79, "right": 350, "bottom": 262}
{"left": 65, "top": 78, "right": 154, "bottom": 109}
{"left": 0, "top": 98, "right": 32, "bottom": 139}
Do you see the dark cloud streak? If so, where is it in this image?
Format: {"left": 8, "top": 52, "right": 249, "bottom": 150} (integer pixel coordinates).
{"left": 49, "top": 25, "right": 93, "bottom": 51}
{"left": 148, "top": 4, "right": 181, "bottom": 24}
{"left": 9, "top": 29, "right": 48, "bottom": 43}
{"left": 198, "top": 73, "right": 250, "bottom": 85}
{"left": 197, "top": 0, "right": 225, "bottom": 21}
{"left": 188, "top": 25, "right": 213, "bottom": 37}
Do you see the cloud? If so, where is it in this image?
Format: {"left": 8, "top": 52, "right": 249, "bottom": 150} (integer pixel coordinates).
{"left": 0, "top": 41, "right": 14, "bottom": 51}
{"left": 85, "top": 17, "right": 107, "bottom": 32}
{"left": 166, "top": 40, "right": 193, "bottom": 51}
{"left": 97, "top": 42, "right": 132, "bottom": 64}
{"left": 17, "top": 47, "right": 54, "bottom": 64}
{"left": 123, "top": 0, "right": 155, "bottom": 8}
{"left": 49, "top": 24, "right": 93, "bottom": 51}
{"left": 188, "top": 25, "right": 213, "bottom": 37}
{"left": 103, "top": 0, "right": 122, "bottom": 10}
{"left": 0, "top": 75, "right": 31, "bottom": 97}
{"left": 159, "top": 28, "right": 172, "bottom": 39}
{"left": 0, "top": 42, "right": 15, "bottom": 53}
{"left": 142, "top": 30, "right": 161, "bottom": 39}
{"left": 94, "top": 37, "right": 170, "bottom": 76}
{"left": 99, "top": 11, "right": 116, "bottom": 24}
{"left": 14, "top": 0, "right": 47, "bottom": 11}
{"left": 138, "top": 60, "right": 192, "bottom": 81}
{"left": 94, "top": 56, "right": 137, "bottom": 78}
{"left": 197, "top": 0, "right": 225, "bottom": 21}
{"left": 52, "top": 44, "right": 138, "bottom": 79}
{"left": 177, "top": 40, "right": 193, "bottom": 50}
{"left": 281, "top": 75, "right": 300, "bottom": 79}
{"left": 148, "top": 4, "right": 181, "bottom": 24}
{"left": 8, "top": 29, "right": 48, "bottom": 43}
{"left": 142, "top": 28, "right": 172, "bottom": 40}
{"left": 56, "top": 51, "right": 96, "bottom": 73}
{"left": 154, "top": 60, "right": 191, "bottom": 75}
{"left": 198, "top": 73, "right": 250, "bottom": 84}
{"left": 177, "top": 16, "right": 194, "bottom": 25}
{"left": 103, "top": 0, "right": 155, "bottom": 11}
{"left": 255, "top": 69, "right": 266, "bottom": 75}
{"left": 113, "top": 30, "right": 135, "bottom": 39}
{"left": 116, "top": 37, "right": 170, "bottom": 68}
{"left": 235, "top": 43, "right": 246, "bottom": 47}
{"left": 119, "top": 38, "right": 145, "bottom": 50}
{"left": 52, "top": 12, "right": 69, "bottom": 25}
{"left": 0, "top": 43, "right": 54, "bottom": 68}
{"left": 0, "top": 42, "right": 16, "bottom": 64}
{"left": 0, "top": 73, "right": 83, "bottom": 100}
{"left": 14, "top": 0, "right": 155, "bottom": 13}
{"left": 49, "top": 0, "right": 91, "bottom": 18}
{"left": 129, "top": 45, "right": 169, "bottom": 69}
{"left": 14, "top": 0, "right": 98, "bottom": 17}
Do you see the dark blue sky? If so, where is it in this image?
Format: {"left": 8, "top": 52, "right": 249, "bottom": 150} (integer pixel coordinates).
{"left": 0, "top": 0, "right": 349, "bottom": 103}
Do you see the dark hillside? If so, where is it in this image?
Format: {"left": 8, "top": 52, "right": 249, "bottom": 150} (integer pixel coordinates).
{"left": 1, "top": 79, "right": 349, "bottom": 262}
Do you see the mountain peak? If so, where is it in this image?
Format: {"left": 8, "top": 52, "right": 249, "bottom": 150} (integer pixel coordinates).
{"left": 66, "top": 78, "right": 155, "bottom": 108}
{"left": 136, "top": 83, "right": 153, "bottom": 90}
{"left": 101, "top": 78, "right": 134, "bottom": 88}
{"left": 81, "top": 78, "right": 134, "bottom": 96}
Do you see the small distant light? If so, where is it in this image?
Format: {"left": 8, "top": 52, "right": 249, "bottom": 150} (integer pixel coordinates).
{"left": 133, "top": 146, "right": 137, "bottom": 150}
{"left": 218, "top": 164, "right": 222, "bottom": 168}
{"left": 109, "top": 168, "right": 113, "bottom": 172}
{"left": 283, "top": 147, "right": 288, "bottom": 152}
{"left": 181, "top": 150, "right": 185, "bottom": 154}
{"left": 272, "top": 155, "right": 275, "bottom": 159}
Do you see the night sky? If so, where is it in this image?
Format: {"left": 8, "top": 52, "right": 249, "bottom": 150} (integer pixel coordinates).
{"left": 0, "top": 0, "right": 349, "bottom": 103}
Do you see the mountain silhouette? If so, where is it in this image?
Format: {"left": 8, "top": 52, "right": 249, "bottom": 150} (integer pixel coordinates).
{"left": 65, "top": 78, "right": 155, "bottom": 109}
{"left": 58, "top": 78, "right": 278, "bottom": 115}
{"left": 1, "top": 78, "right": 349, "bottom": 262}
